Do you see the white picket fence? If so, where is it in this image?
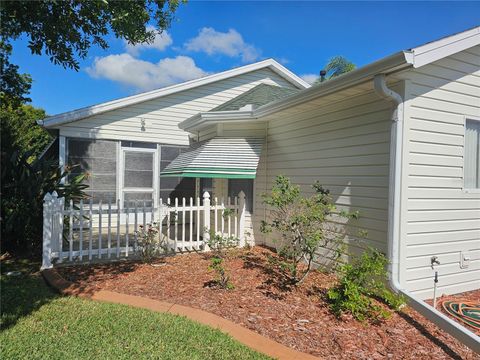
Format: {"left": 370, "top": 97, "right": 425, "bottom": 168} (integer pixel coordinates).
{"left": 41, "top": 191, "right": 246, "bottom": 269}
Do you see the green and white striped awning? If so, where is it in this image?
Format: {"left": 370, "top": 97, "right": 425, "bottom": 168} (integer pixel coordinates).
{"left": 161, "top": 137, "right": 264, "bottom": 179}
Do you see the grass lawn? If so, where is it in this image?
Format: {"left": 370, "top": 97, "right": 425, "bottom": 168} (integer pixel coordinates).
{"left": 0, "top": 258, "right": 271, "bottom": 360}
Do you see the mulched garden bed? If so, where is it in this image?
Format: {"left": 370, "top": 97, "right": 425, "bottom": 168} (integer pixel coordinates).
{"left": 58, "top": 246, "right": 479, "bottom": 359}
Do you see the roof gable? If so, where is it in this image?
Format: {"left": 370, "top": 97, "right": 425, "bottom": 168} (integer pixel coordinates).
{"left": 179, "top": 26, "right": 480, "bottom": 132}
{"left": 41, "top": 59, "right": 310, "bottom": 128}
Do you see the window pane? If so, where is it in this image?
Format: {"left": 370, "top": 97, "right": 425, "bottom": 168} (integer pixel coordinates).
{"left": 124, "top": 192, "right": 153, "bottom": 208}
{"left": 124, "top": 152, "right": 153, "bottom": 188}
{"left": 124, "top": 170, "right": 153, "bottom": 188}
{"left": 67, "top": 138, "right": 117, "bottom": 204}
{"left": 159, "top": 145, "right": 195, "bottom": 202}
{"left": 125, "top": 152, "right": 153, "bottom": 171}
{"left": 228, "top": 179, "right": 254, "bottom": 212}
{"left": 465, "top": 120, "right": 480, "bottom": 189}
{"left": 121, "top": 141, "right": 156, "bottom": 149}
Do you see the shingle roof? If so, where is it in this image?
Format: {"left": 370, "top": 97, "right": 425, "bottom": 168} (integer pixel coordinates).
{"left": 210, "top": 84, "right": 299, "bottom": 112}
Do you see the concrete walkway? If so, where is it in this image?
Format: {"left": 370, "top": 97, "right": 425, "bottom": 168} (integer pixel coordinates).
{"left": 42, "top": 268, "right": 319, "bottom": 360}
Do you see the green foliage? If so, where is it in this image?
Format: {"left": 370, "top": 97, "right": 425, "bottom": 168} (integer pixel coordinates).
{"left": 1, "top": 263, "right": 269, "bottom": 359}
{"left": 207, "top": 230, "right": 239, "bottom": 254}
{"left": 207, "top": 231, "right": 238, "bottom": 290}
{"left": 0, "top": 0, "right": 184, "bottom": 107}
{"left": 0, "top": 41, "right": 32, "bottom": 108}
{"left": 313, "top": 56, "right": 357, "bottom": 84}
{"left": 261, "top": 175, "right": 356, "bottom": 284}
{"left": 208, "top": 256, "right": 235, "bottom": 290}
{"left": 327, "top": 248, "right": 405, "bottom": 322}
{"left": 0, "top": 0, "right": 184, "bottom": 71}
{"left": 1, "top": 104, "right": 51, "bottom": 162}
{"left": 134, "top": 222, "right": 167, "bottom": 263}
{"left": 1, "top": 150, "right": 88, "bottom": 255}
{"left": 324, "top": 56, "right": 356, "bottom": 78}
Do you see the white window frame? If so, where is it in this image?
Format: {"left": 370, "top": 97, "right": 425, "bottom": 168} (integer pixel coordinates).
{"left": 462, "top": 115, "right": 480, "bottom": 193}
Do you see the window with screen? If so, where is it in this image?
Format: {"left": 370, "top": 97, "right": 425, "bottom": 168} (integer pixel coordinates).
{"left": 67, "top": 138, "right": 117, "bottom": 204}
{"left": 465, "top": 119, "right": 480, "bottom": 189}
{"left": 159, "top": 145, "right": 195, "bottom": 201}
{"left": 124, "top": 152, "right": 154, "bottom": 188}
{"left": 228, "top": 179, "right": 254, "bottom": 213}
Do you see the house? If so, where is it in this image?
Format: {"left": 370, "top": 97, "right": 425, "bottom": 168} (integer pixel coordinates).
{"left": 40, "top": 27, "right": 480, "bottom": 304}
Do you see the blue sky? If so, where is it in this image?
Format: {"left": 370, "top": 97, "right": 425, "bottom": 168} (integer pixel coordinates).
{"left": 11, "top": 1, "right": 480, "bottom": 115}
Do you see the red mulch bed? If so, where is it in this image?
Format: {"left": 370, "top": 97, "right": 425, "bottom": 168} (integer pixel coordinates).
{"left": 58, "top": 246, "right": 479, "bottom": 359}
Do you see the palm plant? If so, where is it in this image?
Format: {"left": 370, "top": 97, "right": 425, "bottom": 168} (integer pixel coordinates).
{"left": 314, "top": 56, "right": 356, "bottom": 84}
{"left": 324, "top": 56, "right": 356, "bottom": 78}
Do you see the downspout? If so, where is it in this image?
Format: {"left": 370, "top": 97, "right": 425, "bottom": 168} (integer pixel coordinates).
{"left": 373, "top": 74, "right": 480, "bottom": 352}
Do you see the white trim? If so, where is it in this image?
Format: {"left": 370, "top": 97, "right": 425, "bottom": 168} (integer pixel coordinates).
{"left": 410, "top": 26, "right": 480, "bottom": 68}
{"left": 115, "top": 141, "right": 121, "bottom": 204}
{"left": 39, "top": 59, "right": 310, "bottom": 128}
{"left": 156, "top": 143, "right": 162, "bottom": 208}
{"left": 180, "top": 110, "right": 256, "bottom": 131}
{"left": 120, "top": 147, "right": 158, "bottom": 209}
{"left": 59, "top": 136, "right": 66, "bottom": 184}
{"left": 462, "top": 115, "right": 480, "bottom": 193}
{"left": 180, "top": 26, "right": 480, "bottom": 132}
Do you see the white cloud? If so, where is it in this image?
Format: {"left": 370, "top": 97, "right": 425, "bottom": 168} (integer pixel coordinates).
{"left": 86, "top": 54, "right": 208, "bottom": 91}
{"left": 300, "top": 73, "right": 318, "bottom": 85}
{"left": 125, "top": 26, "right": 173, "bottom": 55}
{"left": 185, "top": 27, "right": 260, "bottom": 62}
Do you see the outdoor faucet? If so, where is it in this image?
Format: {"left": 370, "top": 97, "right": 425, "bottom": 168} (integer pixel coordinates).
{"left": 430, "top": 256, "right": 440, "bottom": 269}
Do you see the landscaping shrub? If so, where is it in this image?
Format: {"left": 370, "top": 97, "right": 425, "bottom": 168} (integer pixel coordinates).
{"left": 135, "top": 222, "right": 168, "bottom": 263}
{"left": 206, "top": 228, "right": 238, "bottom": 290}
{"left": 1, "top": 149, "right": 88, "bottom": 255}
{"left": 327, "top": 248, "right": 405, "bottom": 322}
{"left": 260, "top": 175, "right": 358, "bottom": 284}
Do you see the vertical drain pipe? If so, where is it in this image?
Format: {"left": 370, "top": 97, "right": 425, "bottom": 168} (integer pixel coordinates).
{"left": 373, "top": 74, "right": 480, "bottom": 352}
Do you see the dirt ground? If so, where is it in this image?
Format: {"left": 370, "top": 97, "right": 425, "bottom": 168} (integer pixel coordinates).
{"left": 58, "top": 246, "right": 479, "bottom": 360}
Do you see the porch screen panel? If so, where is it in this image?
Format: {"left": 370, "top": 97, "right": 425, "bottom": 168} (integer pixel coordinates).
{"left": 160, "top": 145, "right": 195, "bottom": 201}
{"left": 67, "top": 138, "right": 117, "bottom": 203}
{"left": 228, "top": 179, "right": 254, "bottom": 212}
{"left": 124, "top": 152, "right": 154, "bottom": 188}
{"left": 124, "top": 192, "right": 154, "bottom": 208}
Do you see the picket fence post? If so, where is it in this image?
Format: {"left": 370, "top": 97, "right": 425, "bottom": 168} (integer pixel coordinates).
{"left": 41, "top": 192, "right": 54, "bottom": 269}
{"left": 238, "top": 191, "right": 246, "bottom": 247}
{"left": 203, "top": 191, "right": 210, "bottom": 252}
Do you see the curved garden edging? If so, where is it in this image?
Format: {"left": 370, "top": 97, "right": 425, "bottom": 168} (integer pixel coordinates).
{"left": 41, "top": 268, "right": 319, "bottom": 360}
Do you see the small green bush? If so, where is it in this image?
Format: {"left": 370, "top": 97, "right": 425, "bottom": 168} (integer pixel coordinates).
{"left": 327, "top": 248, "right": 405, "bottom": 322}
{"left": 135, "top": 222, "right": 168, "bottom": 263}
{"left": 206, "top": 231, "right": 238, "bottom": 290}
{"left": 260, "top": 175, "right": 357, "bottom": 284}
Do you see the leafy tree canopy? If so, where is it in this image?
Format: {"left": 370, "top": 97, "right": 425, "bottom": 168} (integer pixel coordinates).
{"left": 1, "top": 0, "right": 183, "bottom": 70}
{"left": 0, "top": 41, "right": 32, "bottom": 108}
{"left": 0, "top": 0, "right": 184, "bottom": 106}
{"left": 0, "top": 104, "right": 51, "bottom": 161}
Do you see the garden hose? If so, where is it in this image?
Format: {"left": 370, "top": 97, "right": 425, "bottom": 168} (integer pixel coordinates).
{"left": 439, "top": 299, "right": 480, "bottom": 333}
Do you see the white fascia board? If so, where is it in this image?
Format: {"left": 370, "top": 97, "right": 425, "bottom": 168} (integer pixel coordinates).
{"left": 41, "top": 59, "right": 309, "bottom": 128}
{"left": 180, "top": 51, "right": 411, "bottom": 132}
{"left": 267, "top": 60, "right": 312, "bottom": 89}
{"left": 409, "top": 26, "right": 480, "bottom": 68}
{"left": 254, "top": 51, "right": 411, "bottom": 118}
{"left": 254, "top": 27, "right": 480, "bottom": 119}
{"left": 180, "top": 110, "right": 256, "bottom": 131}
